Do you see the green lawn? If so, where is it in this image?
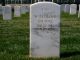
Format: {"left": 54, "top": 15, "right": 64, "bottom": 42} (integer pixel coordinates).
{"left": 60, "top": 12, "right": 80, "bottom": 60}
{"left": 0, "top": 13, "right": 29, "bottom": 60}
{"left": 0, "top": 12, "right": 80, "bottom": 60}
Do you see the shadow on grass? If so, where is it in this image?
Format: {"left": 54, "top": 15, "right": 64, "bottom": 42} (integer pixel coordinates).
{"left": 60, "top": 51, "right": 80, "bottom": 58}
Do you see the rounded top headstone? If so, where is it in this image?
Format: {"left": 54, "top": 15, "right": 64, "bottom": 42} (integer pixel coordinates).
{"left": 30, "top": 2, "right": 60, "bottom": 7}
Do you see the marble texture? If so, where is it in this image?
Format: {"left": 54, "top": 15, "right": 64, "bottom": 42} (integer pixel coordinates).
{"left": 14, "top": 6, "right": 21, "bottom": 17}
{"left": 30, "top": 2, "right": 60, "bottom": 57}
{"left": 2, "top": 5, "right": 12, "bottom": 20}
{"left": 70, "top": 4, "right": 77, "bottom": 14}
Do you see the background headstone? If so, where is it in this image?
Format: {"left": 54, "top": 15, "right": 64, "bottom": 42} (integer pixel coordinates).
{"left": 21, "top": 5, "right": 27, "bottom": 14}
{"left": 70, "top": 4, "right": 77, "bottom": 14}
{"left": 14, "top": 6, "right": 21, "bottom": 17}
{"left": 26, "top": 4, "right": 30, "bottom": 12}
{"left": 0, "top": 5, "right": 2, "bottom": 15}
{"left": 60, "top": 4, "right": 65, "bottom": 12}
{"left": 64, "top": 4, "right": 70, "bottom": 13}
{"left": 2, "top": 5, "right": 12, "bottom": 20}
{"left": 30, "top": 2, "right": 60, "bottom": 57}
{"left": 26, "top": 6, "right": 30, "bottom": 12}
{"left": 78, "top": 4, "right": 80, "bottom": 18}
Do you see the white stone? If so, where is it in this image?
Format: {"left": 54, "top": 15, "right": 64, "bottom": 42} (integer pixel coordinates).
{"left": 30, "top": 2, "right": 60, "bottom": 57}
{"left": 21, "top": 5, "right": 27, "bottom": 14}
{"left": 26, "top": 5, "right": 30, "bottom": 12}
{"left": 78, "top": 5, "right": 80, "bottom": 18}
{"left": 0, "top": 5, "right": 2, "bottom": 15}
{"left": 60, "top": 4, "right": 65, "bottom": 12}
{"left": 14, "top": 6, "right": 21, "bottom": 17}
{"left": 2, "top": 5, "right": 12, "bottom": 20}
{"left": 26, "top": 6, "right": 30, "bottom": 12}
{"left": 70, "top": 4, "right": 77, "bottom": 14}
{"left": 64, "top": 4, "right": 70, "bottom": 13}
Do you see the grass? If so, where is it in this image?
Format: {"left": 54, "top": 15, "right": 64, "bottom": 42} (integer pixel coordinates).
{"left": 0, "top": 13, "right": 29, "bottom": 60}
{"left": 0, "top": 12, "right": 80, "bottom": 60}
{"left": 60, "top": 12, "right": 80, "bottom": 59}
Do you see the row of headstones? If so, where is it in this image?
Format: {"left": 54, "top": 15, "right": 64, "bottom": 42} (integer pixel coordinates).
{"left": 0, "top": 5, "right": 29, "bottom": 20}
{"left": 0, "top": 4, "right": 80, "bottom": 20}
{"left": 61, "top": 4, "right": 80, "bottom": 17}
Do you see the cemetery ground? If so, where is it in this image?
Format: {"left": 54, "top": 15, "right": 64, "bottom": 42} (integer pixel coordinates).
{"left": 0, "top": 12, "right": 80, "bottom": 60}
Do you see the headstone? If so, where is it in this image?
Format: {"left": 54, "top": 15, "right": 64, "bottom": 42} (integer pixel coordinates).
{"left": 0, "top": 5, "right": 2, "bottom": 15}
{"left": 26, "top": 6, "right": 30, "bottom": 12}
{"left": 21, "top": 5, "right": 27, "bottom": 14}
{"left": 26, "top": 4, "right": 30, "bottom": 12}
{"left": 78, "top": 5, "right": 80, "bottom": 18}
{"left": 60, "top": 4, "right": 65, "bottom": 12}
{"left": 30, "top": 2, "right": 60, "bottom": 57}
{"left": 14, "top": 6, "right": 21, "bottom": 17}
{"left": 2, "top": 5, "right": 12, "bottom": 20}
{"left": 70, "top": 4, "right": 77, "bottom": 14}
{"left": 64, "top": 4, "right": 70, "bottom": 13}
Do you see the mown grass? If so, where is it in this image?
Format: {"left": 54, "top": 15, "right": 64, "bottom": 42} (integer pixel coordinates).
{"left": 0, "top": 12, "right": 80, "bottom": 60}
{"left": 0, "top": 13, "right": 29, "bottom": 60}
{"left": 60, "top": 12, "right": 80, "bottom": 59}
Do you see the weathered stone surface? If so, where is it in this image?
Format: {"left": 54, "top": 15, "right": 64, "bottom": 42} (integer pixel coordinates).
{"left": 30, "top": 2, "right": 60, "bottom": 57}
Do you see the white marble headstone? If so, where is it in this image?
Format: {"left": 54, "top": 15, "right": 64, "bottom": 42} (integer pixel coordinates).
{"left": 30, "top": 2, "right": 60, "bottom": 57}
{"left": 14, "top": 6, "right": 21, "bottom": 17}
{"left": 70, "top": 4, "right": 77, "bottom": 14}
{"left": 21, "top": 5, "right": 27, "bottom": 14}
{"left": 2, "top": 5, "right": 12, "bottom": 20}
{"left": 78, "top": 5, "right": 80, "bottom": 18}
{"left": 60, "top": 4, "right": 65, "bottom": 12}
{"left": 0, "top": 5, "right": 2, "bottom": 15}
{"left": 64, "top": 4, "right": 70, "bottom": 13}
{"left": 26, "top": 6, "right": 30, "bottom": 12}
